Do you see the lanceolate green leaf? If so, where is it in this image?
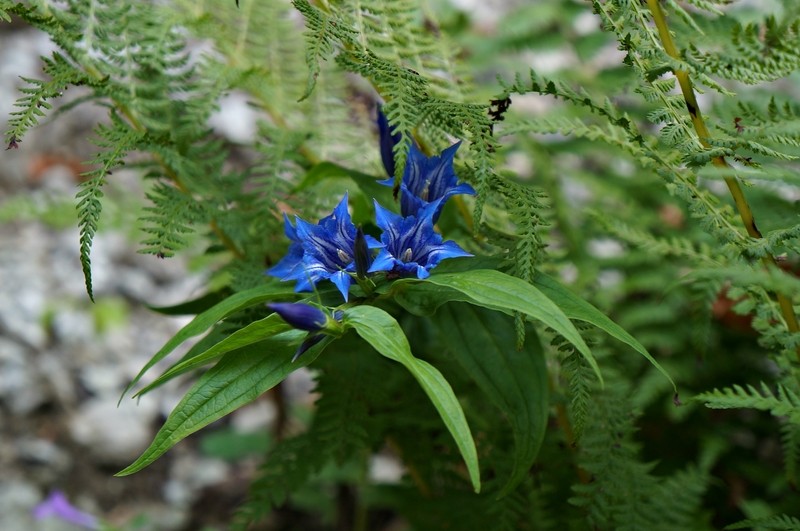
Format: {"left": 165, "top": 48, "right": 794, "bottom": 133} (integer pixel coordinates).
{"left": 343, "top": 305, "right": 481, "bottom": 493}
{"left": 121, "top": 283, "right": 298, "bottom": 401}
{"left": 147, "top": 289, "right": 232, "bottom": 316}
{"left": 394, "top": 269, "right": 602, "bottom": 384}
{"left": 295, "top": 161, "right": 390, "bottom": 201}
{"left": 117, "top": 330, "right": 322, "bottom": 476}
{"left": 532, "top": 271, "right": 676, "bottom": 393}
{"left": 133, "top": 314, "right": 292, "bottom": 398}
{"left": 434, "top": 303, "right": 548, "bottom": 497}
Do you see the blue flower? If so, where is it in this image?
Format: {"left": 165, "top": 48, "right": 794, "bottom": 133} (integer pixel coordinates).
{"left": 379, "top": 142, "right": 475, "bottom": 221}
{"left": 377, "top": 105, "right": 404, "bottom": 178}
{"left": 368, "top": 199, "right": 472, "bottom": 279}
{"left": 266, "top": 214, "right": 304, "bottom": 280}
{"left": 269, "top": 193, "right": 381, "bottom": 301}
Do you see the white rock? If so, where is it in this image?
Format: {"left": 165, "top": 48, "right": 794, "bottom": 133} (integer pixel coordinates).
{"left": 0, "top": 479, "right": 41, "bottom": 531}
{"left": 164, "top": 453, "right": 230, "bottom": 507}
{"left": 69, "top": 397, "right": 159, "bottom": 465}
{"left": 231, "top": 399, "right": 277, "bottom": 432}
{"left": 0, "top": 338, "right": 49, "bottom": 415}
{"left": 369, "top": 454, "right": 404, "bottom": 484}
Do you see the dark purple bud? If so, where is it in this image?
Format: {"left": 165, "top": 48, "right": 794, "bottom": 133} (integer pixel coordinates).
{"left": 292, "top": 333, "right": 325, "bottom": 362}
{"left": 354, "top": 226, "right": 370, "bottom": 279}
{"left": 377, "top": 105, "right": 403, "bottom": 178}
{"left": 6, "top": 135, "right": 19, "bottom": 150}
{"left": 268, "top": 303, "right": 327, "bottom": 332}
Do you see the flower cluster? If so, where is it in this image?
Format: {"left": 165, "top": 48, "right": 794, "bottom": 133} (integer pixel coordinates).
{"left": 267, "top": 107, "right": 475, "bottom": 301}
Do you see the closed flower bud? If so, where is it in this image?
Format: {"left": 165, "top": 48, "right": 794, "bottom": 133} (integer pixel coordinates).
{"left": 377, "top": 105, "right": 403, "bottom": 178}
{"left": 354, "top": 226, "right": 371, "bottom": 279}
{"left": 268, "top": 303, "right": 328, "bottom": 332}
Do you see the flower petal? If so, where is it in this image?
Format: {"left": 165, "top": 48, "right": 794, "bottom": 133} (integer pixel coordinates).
{"left": 329, "top": 270, "right": 352, "bottom": 301}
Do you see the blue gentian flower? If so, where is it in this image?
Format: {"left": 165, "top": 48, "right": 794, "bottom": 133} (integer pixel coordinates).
{"left": 269, "top": 193, "right": 382, "bottom": 301}
{"left": 266, "top": 214, "right": 304, "bottom": 280}
{"left": 368, "top": 199, "right": 472, "bottom": 279}
{"left": 377, "top": 105, "right": 404, "bottom": 178}
{"left": 379, "top": 141, "right": 475, "bottom": 221}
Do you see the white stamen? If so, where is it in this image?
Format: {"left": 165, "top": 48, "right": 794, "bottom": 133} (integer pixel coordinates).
{"left": 401, "top": 248, "right": 413, "bottom": 262}
{"left": 337, "top": 249, "right": 351, "bottom": 263}
{"left": 421, "top": 179, "right": 431, "bottom": 201}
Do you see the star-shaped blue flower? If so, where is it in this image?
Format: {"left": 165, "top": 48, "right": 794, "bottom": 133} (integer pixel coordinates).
{"left": 269, "top": 194, "right": 381, "bottom": 301}
{"left": 379, "top": 142, "right": 475, "bottom": 221}
{"left": 266, "top": 214, "right": 304, "bottom": 280}
{"left": 368, "top": 199, "right": 472, "bottom": 279}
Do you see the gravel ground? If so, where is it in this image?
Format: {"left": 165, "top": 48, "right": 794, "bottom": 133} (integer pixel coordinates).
{"left": 0, "top": 25, "right": 289, "bottom": 531}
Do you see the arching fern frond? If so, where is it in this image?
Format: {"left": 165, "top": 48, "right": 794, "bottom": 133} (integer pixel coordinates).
{"left": 696, "top": 382, "right": 800, "bottom": 423}
{"left": 726, "top": 514, "right": 800, "bottom": 530}
{"left": 5, "top": 52, "right": 90, "bottom": 147}
{"left": 686, "top": 18, "right": 800, "bottom": 85}
{"left": 77, "top": 114, "right": 145, "bottom": 300}
{"left": 232, "top": 431, "right": 329, "bottom": 530}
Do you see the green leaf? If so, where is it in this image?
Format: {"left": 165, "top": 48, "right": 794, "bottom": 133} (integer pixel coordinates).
{"left": 147, "top": 289, "right": 232, "bottom": 316}
{"left": 343, "top": 305, "right": 481, "bottom": 493}
{"left": 121, "top": 283, "right": 298, "bottom": 402}
{"left": 133, "top": 314, "right": 292, "bottom": 397}
{"left": 392, "top": 269, "right": 602, "bottom": 385}
{"left": 116, "top": 330, "right": 324, "bottom": 476}
{"left": 434, "top": 303, "right": 548, "bottom": 497}
{"left": 295, "top": 161, "right": 388, "bottom": 198}
{"left": 294, "top": 161, "right": 392, "bottom": 222}
{"left": 532, "top": 270, "right": 676, "bottom": 393}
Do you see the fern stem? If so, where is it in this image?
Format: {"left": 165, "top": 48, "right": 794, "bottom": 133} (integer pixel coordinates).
{"left": 551, "top": 371, "right": 591, "bottom": 485}
{"left": 645, "top": 0, "right": 800, "bottom": 350}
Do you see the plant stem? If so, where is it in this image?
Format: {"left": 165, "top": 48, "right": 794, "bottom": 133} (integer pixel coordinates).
{"left": 645, "top": 0, "right": 800, "bottom": 353}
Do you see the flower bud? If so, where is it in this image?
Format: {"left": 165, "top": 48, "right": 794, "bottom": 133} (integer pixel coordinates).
{"left": 377, "top": 105, "right": 402, "bottom": 178}
{"left": 354, "top": 226, "right": 370, "bottom": 279}
{"left": 268, "top": 303, "right": 328, "bottom": 332}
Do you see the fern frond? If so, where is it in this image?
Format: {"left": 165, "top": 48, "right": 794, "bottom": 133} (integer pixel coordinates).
{"left": 563, "top": 351, "right": 595, "bottom": 440}
{"left": 5, "top": 52, "right": 90, "bottom": 146}
{"left": 138, "top": 181, "right": 205, "bottom": 258}
{"left": 686, "top": 18, "right": 800, "bottom": 85}
{"left": 781, "top": 420, "right": 800, "bottom": 486}
{"left": 726, "top": 514, "right": 800, "bottom": 530}
{"left": 76, "top": 176, "right": 105, "bottom": 303}
{"left": 77, "top": 115, "right": 145, "bottom": 300}
{"left": 651, "top": 466, "right": 711, "bottom": 529}
{"left": 696, "top": 383, "right": 800, "bottom": 423}
{"left": 311, "top": 347, "right": 376, "bottom": 463}
{"left": 293, "top": 0, "right": 356, "bottom": 101}
{"left": 600, "top": 216, "right": 720, "bottom": 266}
{"left": 233, "top": 432, "right": 328, "bottom": 529}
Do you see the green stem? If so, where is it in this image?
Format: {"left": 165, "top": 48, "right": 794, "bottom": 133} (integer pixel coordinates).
{"left": 645, "top": 0, "right": 800, "bottom": 353}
